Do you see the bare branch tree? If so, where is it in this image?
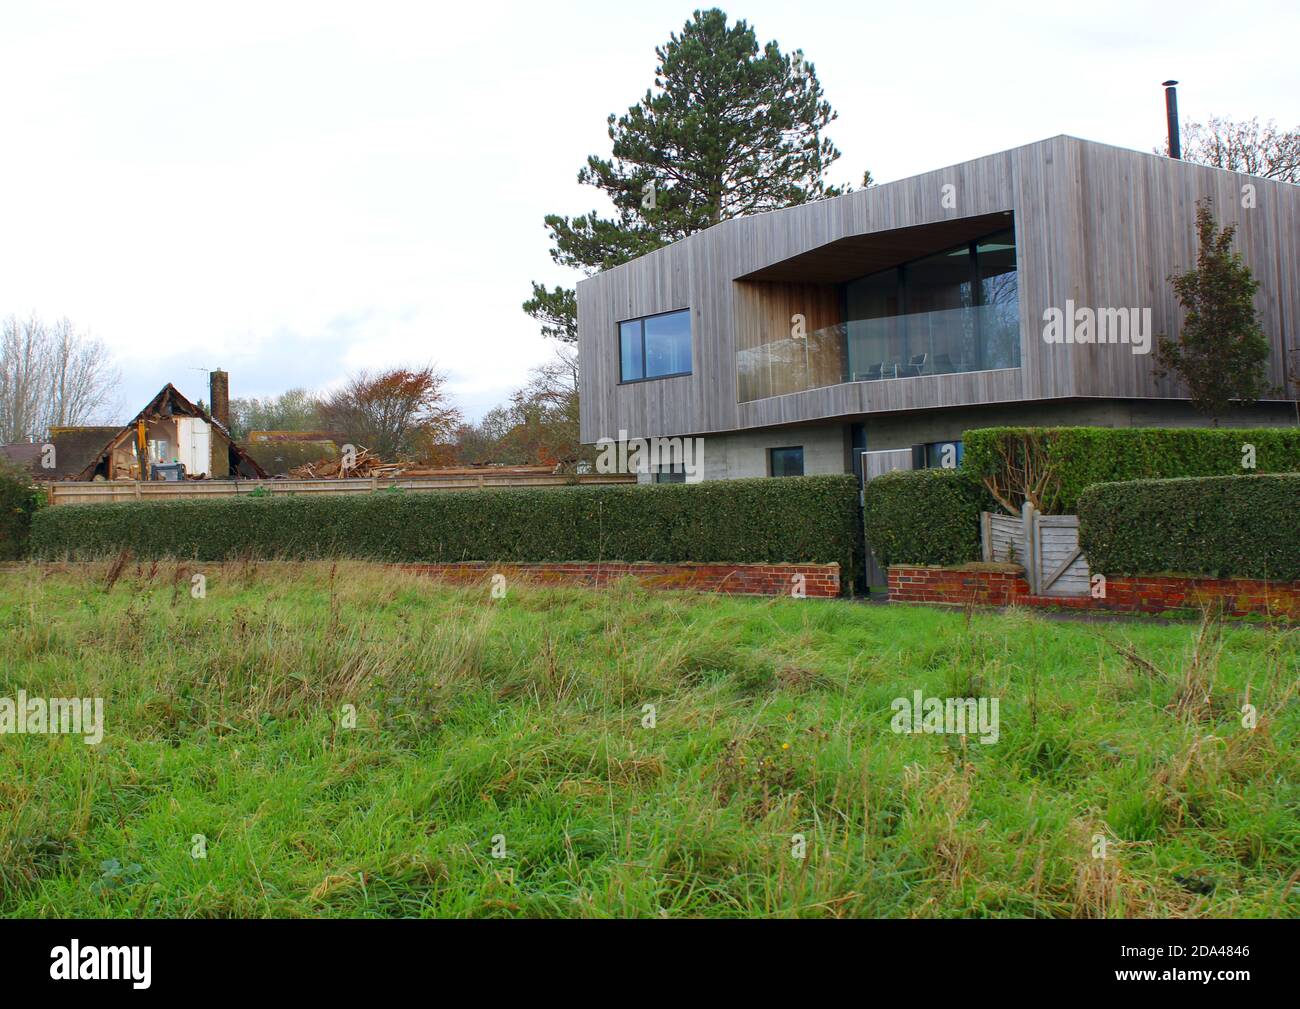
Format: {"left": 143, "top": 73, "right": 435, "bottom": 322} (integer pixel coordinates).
{"left": 0, "top": 315, "right": 47, "bottom": 444}
{"left": 1159, "top": 116, "right": 1300, "bottom": 183}
{"left": 979, "top": 430, "right": 1062, "bottom": 515}
{"left": 452, "top": 345, "right": 591, "bottom": 470}
{"left": 41, "top": 317, "right": 122, "bottom": 432}
{"left": 0, "top": 314, "right": 122, "bottom": 443}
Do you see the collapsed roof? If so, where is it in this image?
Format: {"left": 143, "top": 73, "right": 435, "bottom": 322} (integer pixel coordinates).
{"left": 74, "top": 383, "right": 268, "bottom": 480}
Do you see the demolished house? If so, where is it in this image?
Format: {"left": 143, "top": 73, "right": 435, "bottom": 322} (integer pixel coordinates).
{"left": 1, "top": 427, "right": 119, "bottom": 480}
{"left": 75, "top": 370, "right": 267, "bottom": 481}
{"left": 244, "top": 430, "right": 342, "bottom": 476}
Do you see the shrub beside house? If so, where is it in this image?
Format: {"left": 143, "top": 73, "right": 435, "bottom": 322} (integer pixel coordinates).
{"left": 0, "top": 457, "right": 44, "bottom": 560}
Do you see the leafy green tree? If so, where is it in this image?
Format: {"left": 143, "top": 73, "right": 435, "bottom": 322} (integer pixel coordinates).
{"left": 525, "top": 8, "right": 852, "bottom": 343}
{"left": 455, "top": 406, "right": 522, "bottom": 466}
{"left": 1155, "top": 199, "right": 1273, "bottom": 423}
{"left": 228, "top": 388, "right": 322, "bottom": 441}
{"left": 0, "top": 454, "right": 43, "bottom": 560}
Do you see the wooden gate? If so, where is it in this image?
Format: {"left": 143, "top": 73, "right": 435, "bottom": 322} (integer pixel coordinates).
{"left": 1032, "top": 514, "right": 1089, "bottom": 596}
{"left": 981, "top": 503, "right": 1090, "bottom": 597}
{"left": 860, "top": 448, "right": 914, "bottom": 588}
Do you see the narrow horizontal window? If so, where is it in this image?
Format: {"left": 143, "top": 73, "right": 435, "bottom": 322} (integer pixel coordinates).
{"left": 653, "top": 464, "right": 687, "bottom": 484}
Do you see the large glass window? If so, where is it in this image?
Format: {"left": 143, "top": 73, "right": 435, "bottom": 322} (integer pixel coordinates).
{"left": 974, "top": 232, "right": 1019, "bottom": 369}
{"left": 842, "top": 227, "right": 1019, "bottom": 380}
{"left": 619, "top": 309, "right": 691, "bottom": 382}
{"left": 906, "top": 246, "right": 974, "bottom": 315}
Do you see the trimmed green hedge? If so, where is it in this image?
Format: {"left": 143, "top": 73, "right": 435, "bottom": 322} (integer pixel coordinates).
{"left": 862, "top": 468, "right": 995, "bottom": 567}
{"left": 0, "top": 459, "right": 44, "bottom": 561}
{"left": 1078, "top": 473, "right": 1300, "bottom": 580}
{"left": 964, "top": 426, "right": 1300, "bottom": 513}
{"left": 30, "top": 475, "right": 863, "bottom": 585}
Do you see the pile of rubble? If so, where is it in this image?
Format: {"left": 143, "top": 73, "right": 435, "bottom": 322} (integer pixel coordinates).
{"left": 288, "top": 447, "right": 405, "bottom": 479}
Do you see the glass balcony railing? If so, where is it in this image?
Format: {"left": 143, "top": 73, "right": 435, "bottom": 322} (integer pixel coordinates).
{"left": 736, "top": 302, "right": 1021, "bottom": 403}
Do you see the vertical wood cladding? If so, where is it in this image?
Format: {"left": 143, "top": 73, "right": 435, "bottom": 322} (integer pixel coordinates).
{"left": 579, "top": 136, "right": 1300, "bottom": 443}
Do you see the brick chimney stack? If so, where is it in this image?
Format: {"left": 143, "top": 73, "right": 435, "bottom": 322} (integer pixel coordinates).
{"left": 209, "top": 369, "right": 230, "bottom": 430}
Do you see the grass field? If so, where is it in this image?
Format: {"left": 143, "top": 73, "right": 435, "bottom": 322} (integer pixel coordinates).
{"left": 1, "top": 559, "right": 1296, "bottom": 918}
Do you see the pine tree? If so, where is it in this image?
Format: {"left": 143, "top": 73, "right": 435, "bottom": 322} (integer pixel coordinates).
{"left": 525, "top": 8, "right": 851, "bottom": 343}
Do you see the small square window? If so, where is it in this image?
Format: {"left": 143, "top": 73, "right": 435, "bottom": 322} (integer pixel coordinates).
{"left": 769, "top": 446, "right": 804, "bottom": 477}
{"left": 918, "top": 441, "right": 963, "bottom": 469}
{"left": 619, "top": 309, "right": 691, "bottom": 382}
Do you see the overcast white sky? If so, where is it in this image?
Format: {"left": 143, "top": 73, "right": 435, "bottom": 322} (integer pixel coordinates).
{"left": 1, "top": 0, "right": 1296, "bottom": 423}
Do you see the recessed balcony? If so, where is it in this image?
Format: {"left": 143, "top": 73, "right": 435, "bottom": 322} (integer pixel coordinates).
{"left": 738, "top": 302, "right": 1021, "bottom": 402}
{"left": 735, "top": 223, "right": 1021, "bottom": 403}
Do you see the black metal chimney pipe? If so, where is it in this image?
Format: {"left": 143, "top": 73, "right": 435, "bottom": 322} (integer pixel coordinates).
{"left": 1162, "top": 80, "right": 1181, "bottom": 159}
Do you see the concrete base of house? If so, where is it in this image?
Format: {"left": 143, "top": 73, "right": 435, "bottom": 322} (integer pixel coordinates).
{"left": 665, "top": 397, "right": 1298, "bottom": 481}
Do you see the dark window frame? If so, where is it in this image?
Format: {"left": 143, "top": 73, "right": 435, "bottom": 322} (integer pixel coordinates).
{"left": 652, "top": 463, "right": 687, "bottom": 484}
{"left": 768, "top": 445, "right": 805, "bottom": 478}
{"left": 912, "top": 440, "right": 964, "bottom": 470}
{"left": 618, "top": 308, "right": 693, "bottom": 384}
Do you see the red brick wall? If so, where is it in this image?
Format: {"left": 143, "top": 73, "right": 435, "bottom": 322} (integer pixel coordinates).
{"left": 888, "top": 565, "right": 1300, "bottom": 620}
{"left": 887, "top": 565, "right": 1027, "bottom": 607}
{"left": 402, "top": 561, "right": 840, "bottom": 598}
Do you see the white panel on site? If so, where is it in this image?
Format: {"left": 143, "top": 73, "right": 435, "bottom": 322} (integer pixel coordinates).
{"left": 176, "top": 417, "right": 211, "bottom": 476}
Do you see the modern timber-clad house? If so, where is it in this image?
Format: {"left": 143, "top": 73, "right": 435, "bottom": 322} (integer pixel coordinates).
{"left": 576, "top": 136, "right": 1300, "bottom": 481}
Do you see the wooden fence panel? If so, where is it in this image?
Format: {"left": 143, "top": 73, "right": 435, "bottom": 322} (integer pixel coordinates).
{"left": 981, "top": 511, "right": 1024, "bottom": 565}
{"left": 981, "top": 506, "right": 1090, "bottom": 597}
{"left": 48, "top": 472, "right": 635, "bottom": 506}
